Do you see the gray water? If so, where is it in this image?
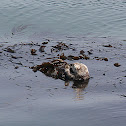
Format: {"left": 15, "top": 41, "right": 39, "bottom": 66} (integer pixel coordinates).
{"left": 1, "top": 0, "right": 126, "bottom": 42}
{"left": 1, "top": 0, "right": 126, "bottom": 126}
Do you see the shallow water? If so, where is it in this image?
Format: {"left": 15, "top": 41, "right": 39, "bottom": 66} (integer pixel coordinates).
{"left": 0, "top": 0, "right": 126, "bottom": 126}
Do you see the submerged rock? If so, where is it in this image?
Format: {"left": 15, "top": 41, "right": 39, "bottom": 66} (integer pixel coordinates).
{"left": 31, "top": 59, "right": 90, "bottom": 81}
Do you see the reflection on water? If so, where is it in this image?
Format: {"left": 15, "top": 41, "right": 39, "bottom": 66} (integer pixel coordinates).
{"left": 74, "top": 88, "right": 85, "bottom": 100}
{"left": 65, "top": 79, "right": 89, "bottom": 100}
{"left": 73, "top": 80, "right": 89, "bottom": 100}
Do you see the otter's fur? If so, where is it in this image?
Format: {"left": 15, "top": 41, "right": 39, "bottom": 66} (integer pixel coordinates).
{"left": 32, "top": 59, "right": 90, "bottom": 81}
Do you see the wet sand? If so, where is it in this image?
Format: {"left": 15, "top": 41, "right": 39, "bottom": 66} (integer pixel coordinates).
{"left": 0, "top": 36, "right": 126, "bottom": 126}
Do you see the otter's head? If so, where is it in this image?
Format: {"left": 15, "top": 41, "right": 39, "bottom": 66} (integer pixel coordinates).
{"left": 64, "top": 64, "right": 75, "bottom": 79}
{"left": 70, "top": 63, "right": 90, "bottom": 80}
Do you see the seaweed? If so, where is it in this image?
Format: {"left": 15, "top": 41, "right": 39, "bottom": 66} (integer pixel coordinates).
{"left": 114, "top": 63, "right": 121, "bottom": 67}
{"left": 103, "top": 44, "right": 112, "bottom": 47}
{"left": 59, "top": 53, "right": 67, "bottom": 60}
{"left": 5, "top": 48, "right": 15, "bottom": 53}
{"left": 94, "top": 57, "right": 108, "bottom": 61}
{"left": 31, "top": 49, "right": 37, "bottom": 55}
{"left": 39, "top": 46, "right": 46, "bottom": 52}
{"left": 51, "top": 42, "right": 69, "bottom": 52}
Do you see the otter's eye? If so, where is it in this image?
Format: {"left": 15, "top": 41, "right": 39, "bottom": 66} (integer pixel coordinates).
{"left": 70, "top": 68, "right": 74, "bottom": 74}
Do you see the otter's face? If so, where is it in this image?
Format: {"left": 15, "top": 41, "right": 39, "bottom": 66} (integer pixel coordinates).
{"left": 70, "top": 64, "right": 76, "bottom": 74}
{"left": 70, "top": 63, "right": 80, "bottom": 74}
{"left": 64, "top": 64, "right": 75, "bottom": 79}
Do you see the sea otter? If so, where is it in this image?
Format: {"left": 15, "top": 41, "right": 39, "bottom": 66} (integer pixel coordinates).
{"left": 32, "top": 59, "right": 90, "bottom": 81}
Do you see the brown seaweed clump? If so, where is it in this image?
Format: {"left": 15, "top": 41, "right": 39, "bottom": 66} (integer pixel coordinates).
{"left": 59, "top": 53, "right": 67, "bottom": 60}
{"left": 103, "top": 44, "right": 112, "bottom": 47}
{"left": 94, "top": 57, "right": 108, "bottom": 61}
{"left": 31, "top": 59, "right": 90, "bottom": 81}
{"left": 31, "top": 49, "right": 37, "bottom": 55}
{"left": 51, "top": 42, "right": 69, "bottom": 52}
{"left": 5, "top": 48, "right": 15, "bottom": 53}
{"left": 32, "top": 59, "right": 67, "bottom": 80}
{"left": 114, "top": 63, "right": 121, "bottom": 67}
{"left": 59, "top": 53, "right": 90, "bottom": 61}
{"left": 39, "top": 46, "right": 46, "bottom": 52}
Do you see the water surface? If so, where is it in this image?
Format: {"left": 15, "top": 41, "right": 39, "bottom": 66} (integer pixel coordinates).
{"left": 1, "top": 0, "right": 126, "bottom": 42}
{"left": 0, "top": 0, "right": 126, "bottom": 126}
